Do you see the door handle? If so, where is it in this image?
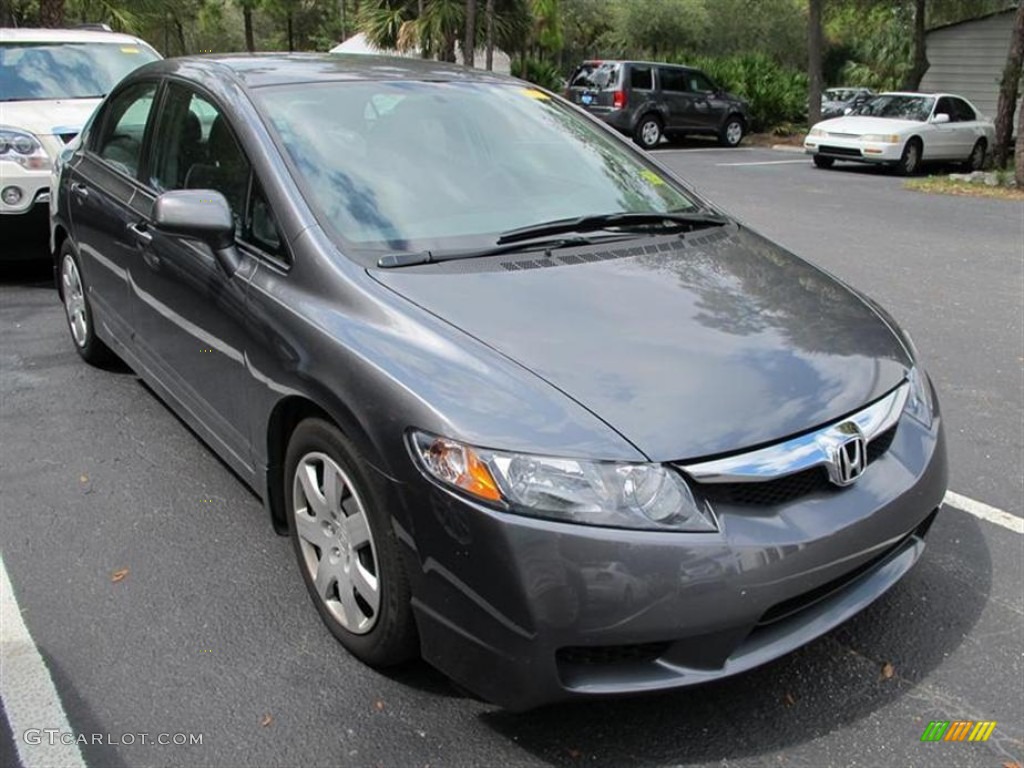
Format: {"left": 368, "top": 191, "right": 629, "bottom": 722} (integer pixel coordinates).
{"left": 71, "top": 182, "right": 89, "bottom": 200}
{"left": 127, "top": 222, "right": 153, "bottom": 247}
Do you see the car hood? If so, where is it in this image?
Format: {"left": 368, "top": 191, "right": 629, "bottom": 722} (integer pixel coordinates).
{"left": 371, "top": 227, "right": 911, "bottom": 461}
{"left": 1, "top": 98, "right": 101, "bottom": 137}
{"left": 813, "top": 115, "right": 920, "bottom": 135}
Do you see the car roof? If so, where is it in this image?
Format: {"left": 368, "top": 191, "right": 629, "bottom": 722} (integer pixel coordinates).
{"left": 0, "top": 27, "right": 148, "bottom": 45}
{"left": 579, "top": 59, "right": 696, "bottom": 70}
{"left": 139, "top": 53, "right": 515, "bottom": 89}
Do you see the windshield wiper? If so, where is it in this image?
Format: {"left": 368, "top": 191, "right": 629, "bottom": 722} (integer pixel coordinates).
{"left": 496, "top": 211, "right": 729, "bottom": 245}
{"left": 376, "top": 233, "right": 637, "bottom": 269}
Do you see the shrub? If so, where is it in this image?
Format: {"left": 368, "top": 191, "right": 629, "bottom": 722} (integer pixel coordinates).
{"left": 511, "top": 57, "right": 564, "bottom": 91}
{"left": 671, "top": 53, "right": 808, "bottom": 133}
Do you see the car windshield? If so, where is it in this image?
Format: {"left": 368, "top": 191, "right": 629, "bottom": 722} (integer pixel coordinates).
{"left": 0, "top": 41, "right": 159, "bottom": 102}
{"left": 257, "top": 80, "right": 699, "bottom": 257}
{"left": 851, "top": 94, "right": 934, "bottom": 122}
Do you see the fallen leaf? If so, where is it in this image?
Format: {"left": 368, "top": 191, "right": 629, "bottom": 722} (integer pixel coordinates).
{"left": 111, "top": 568, "right": 129, "bottom": 583}
{"left": 566, "top": 748, "right": 581, "bottom": 759}
{"left": 374, "top": 700, "right": 384, "bottom": 711}
{"left": 260, "top": 713, "right": 273, "bottom": 727}
{"left": 79, "top": 474, "right": 88, "bottom": 483}
{"left": 1001, "top": 762, "right": 1021, "bottom": 768}
{"left": 880, "top": 661, "right": 895, "bottom": 680}
{"left": 783, "top": 692, "right": 796, "bottom": 706}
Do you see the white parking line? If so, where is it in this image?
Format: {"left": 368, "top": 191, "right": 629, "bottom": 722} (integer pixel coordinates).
{"left": 0, "top": 554, "right": 87, "bottom": 768}
{"left": 944, "top": 491, "right": 1024, "bottom": 534}
{"left": 716, "top": 159, "right": 810, "bottom": 167}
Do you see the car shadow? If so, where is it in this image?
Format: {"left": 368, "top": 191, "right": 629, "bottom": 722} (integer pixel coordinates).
{"left": 476, "top": 510, "right": 990, "bottom": 766}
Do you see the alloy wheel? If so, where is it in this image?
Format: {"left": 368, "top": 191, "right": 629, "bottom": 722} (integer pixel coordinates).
{"left": 641, "top": 120, "right": 661, "bottom": 147}
{"left": 61, "top": 254, "right": 89, "bottom": 348}
{"left": 725, "top": 121, "right": 743, "bottom": 146}
{"left": 292, "top": 451, "right": 381, "bottom": 634}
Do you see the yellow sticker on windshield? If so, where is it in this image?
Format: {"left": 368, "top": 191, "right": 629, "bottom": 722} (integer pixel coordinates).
{"left": 520, "top": 88, "right": 551, "bottom": 100}
{"left": 641, "top": 169, "right": 666, "bottom": 185}
{"left": 121, "top": 46, "right": 140, "bottom": 54}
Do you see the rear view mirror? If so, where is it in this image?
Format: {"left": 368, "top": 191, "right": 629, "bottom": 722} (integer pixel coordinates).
{"left": 153, "top": 190, "right": 241, "bottom": 274}
{"left": 932, "top": 113, "right": 950, "bottom": 124}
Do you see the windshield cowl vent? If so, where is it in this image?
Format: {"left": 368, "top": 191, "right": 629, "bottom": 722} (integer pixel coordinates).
{"left": 499, "top": 229, "right": 729, "bottom": 272}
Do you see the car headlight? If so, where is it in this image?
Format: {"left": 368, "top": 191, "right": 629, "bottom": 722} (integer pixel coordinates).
{"left": 409, "top": 431, "right": 717, "bottom": 532}
{"left": 0, "top": 127, "right": 52, "bottom": 170}
{"left": 905, "top": 366, "right": 934, "bottom": 428}
{"left": 860, "top": 134, "right": 900, "bottom": 144}
{"left": 808, "top": 127, "right": 825, "bottom": 138}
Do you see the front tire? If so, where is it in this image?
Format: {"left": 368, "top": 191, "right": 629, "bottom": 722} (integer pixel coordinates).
{"left": 813, "top": 155, "right": 835, "bottom": 169}
{"left": 285, "top": 418, "right": 417, "bottom": 667}
{"left": 718, "top": 116, "right": 745, "bottom": 147}
{"left": 633, "top": 114, "right": 663, "bottom": 150}
{"left": 896, "top": 139, "right": 922, "bottom": 176}
{"left": 59, "top": 241, "right": 114, "bottom": 366}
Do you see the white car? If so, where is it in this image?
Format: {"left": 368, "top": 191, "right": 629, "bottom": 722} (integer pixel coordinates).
{"left": 0, "top": 27, "right": 159, "bottom": 228}
{"left": 803, "top": 92, "right": 995, "bottom": 175}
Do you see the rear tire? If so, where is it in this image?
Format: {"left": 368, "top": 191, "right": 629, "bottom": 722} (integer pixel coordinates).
{"left": 718, "top": 116, "right": 745, "bottom": 147}
{"left": 964, "top": 139, "right": 986, "bottom": 171}
{"left": 813, "top": 155, "right": 835, "bottom": 169}
{"left": 59, "top": 241, "right": 115, "bottom": 366}
{"left": 285, "top": 418, "right": 417, "bottom": 667}
{"left": 896, "top": 139, "right": 922, "bottom": 176}
{"left": 633, "top": 114, "right": 663, "bottom": 150}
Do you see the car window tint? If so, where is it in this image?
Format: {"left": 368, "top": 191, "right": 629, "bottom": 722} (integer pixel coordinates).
{"left": 935, "top": 97, "right": 954, "bottom": 120}
{"left": 94, "top": 82, "right": 157, "bottom": 178}
{"left": 688, "top": 72, "right": 715, "bottom": 93}
{"left": 952, "top": 98, "right": 975, "bottom": 122}
{"left": 629, "top": 66, "right": 652, "bottom": 90}
{"left": 658, "top": 68, "right": 686, "bottom": 93}
{"left": 150, "top": 84, "right": 252, "bottom": 232}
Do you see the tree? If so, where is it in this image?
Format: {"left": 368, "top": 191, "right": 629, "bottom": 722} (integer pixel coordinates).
{"left": 610, "top": 0, "right": 706, "bottom": 59}
{"left": 808, "top": 0, "right": 824, "bottom": 126}
{"left": 1016, "top": 93, "right": 1024, "bottom": 186}
{"left": 903, "top": 0, "right": 927, "bottom": 89}
{"left": 464, "top": 0, "right": 477, "bottom": 65}
{"left": 485, "top": 0, "right": 495, "bottom": 69}
{"left": 237, "top": 0, "right": 259, "bottom": 52}
{"left": 38, "top": 0, "right": 64, "bottom": 27}
{"left": 994, "top": 1, "right": 1024, "bottom": 168}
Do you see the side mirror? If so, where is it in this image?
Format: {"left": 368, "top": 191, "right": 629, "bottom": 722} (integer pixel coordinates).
{"left": 153, "top": 189, "right": 241, "bottom": 275}
{"left": 932, "top": 112, "right": 950, "bottom": 124}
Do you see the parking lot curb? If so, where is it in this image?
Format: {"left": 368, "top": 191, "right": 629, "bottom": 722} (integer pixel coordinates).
{"left": 771, "top": 144, "right": 805, "bottom": 153}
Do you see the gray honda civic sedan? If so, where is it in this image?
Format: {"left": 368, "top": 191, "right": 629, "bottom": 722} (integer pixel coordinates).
{"left": 51, "top": 54, "right": 947, "bottom": 710}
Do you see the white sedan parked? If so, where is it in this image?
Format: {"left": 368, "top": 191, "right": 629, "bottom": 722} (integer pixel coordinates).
{"left": 803, "top": 92, "right": 995, "bottom": 175}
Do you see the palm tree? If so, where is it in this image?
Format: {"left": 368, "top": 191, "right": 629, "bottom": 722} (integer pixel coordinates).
{"left": 464, "top": 0, "right": 477, "bottom": 66}
{"left": 38, "top": 0, "right": 64, "bottom": 27}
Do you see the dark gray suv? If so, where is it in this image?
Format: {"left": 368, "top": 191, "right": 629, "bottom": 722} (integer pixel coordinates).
{"left": 567, "top": 60, "right": 749, "bottom": 149}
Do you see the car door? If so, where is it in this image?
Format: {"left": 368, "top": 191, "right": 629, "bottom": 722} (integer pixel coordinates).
{"left": 950, "top": 97, "right": 982, "bottom": 156}
{"left": 656, "top": 67, "right": 692, "bottom": 131}
{"left": 928, "top": 97, "right": 959, "bottom": 159}
{"left": 126, "top": 82, "right": 260, "bottom": 479}
{"left": 66, "top": 81, "right": 159, "bottom": 350}
{"left": 683, "top": 70, "right": 723, "bottom": 132}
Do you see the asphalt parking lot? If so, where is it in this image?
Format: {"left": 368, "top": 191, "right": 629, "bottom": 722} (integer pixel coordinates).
{"left": 1, "top": 146, "right": 1022, "bottom": 768}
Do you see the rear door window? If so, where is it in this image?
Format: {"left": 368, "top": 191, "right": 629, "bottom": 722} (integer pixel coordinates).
{"left": 688, "top": 72, "right": 716, "bottom": 94}
{"left": 658, "top": 68, "right": 687, "bottom": 93}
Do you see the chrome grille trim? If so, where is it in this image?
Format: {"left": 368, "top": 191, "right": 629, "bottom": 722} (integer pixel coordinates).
{"left": 678, "top": 382, "right": 908, "bottom": 484}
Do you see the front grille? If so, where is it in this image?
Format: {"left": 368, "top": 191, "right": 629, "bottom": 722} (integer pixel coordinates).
{"left": 819, "top": 145, "right": 862, "bottom": 157}
{"left": 557, "top": 642, "right": 670, "bottom": 666}
{"left": 698, "top": 425, "right": 898, "bottom": 507}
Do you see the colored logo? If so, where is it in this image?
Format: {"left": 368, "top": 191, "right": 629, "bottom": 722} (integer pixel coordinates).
{"left": 920, "top": 720, "right": 997, "bottom": 742}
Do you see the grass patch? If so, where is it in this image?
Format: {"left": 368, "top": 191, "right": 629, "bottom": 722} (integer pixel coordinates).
{"left": 905, "top": 175, "right": 1024, "bottom": 201}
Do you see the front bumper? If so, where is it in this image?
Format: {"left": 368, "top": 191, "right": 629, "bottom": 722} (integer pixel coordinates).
{"left": 0, "top": 160, "right": 51, "bottom": 216}
{"left": 393, "top": 406, "right": 947, "bottom": 710}
{"left": 804, "top": 136, "right": 904, "bottom": 164}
